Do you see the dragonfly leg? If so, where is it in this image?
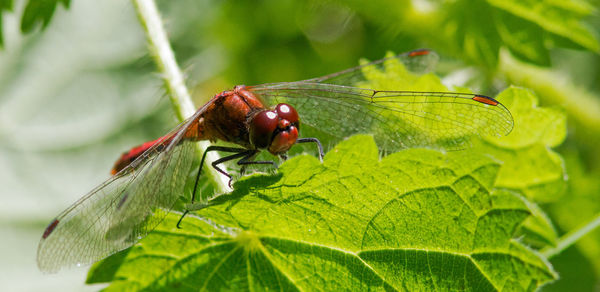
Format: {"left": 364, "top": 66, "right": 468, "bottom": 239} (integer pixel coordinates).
{"left": 210, "top": 150, "right": 260, "bottom": 188}
{"left": 178, "top": 146, "right": 255, "bottom": 229}
{"left": 191, "top": 146, "right": 248, "bottom": 203}
{"left": 296, "top": 137, "right": 324, "bottom": 162}
{"left": 238, "top": 153, "right": 276, "bottom": 176}
{"left": 238, "top": 152, "right": 258, "bottom": 176}
{"left": 176, "top": 210, "right": 189, "bottom": 228}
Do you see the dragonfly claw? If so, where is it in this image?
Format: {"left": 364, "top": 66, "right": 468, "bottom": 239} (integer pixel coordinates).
{"left": 176, "top": 210, "right": 189, "bottom": 229}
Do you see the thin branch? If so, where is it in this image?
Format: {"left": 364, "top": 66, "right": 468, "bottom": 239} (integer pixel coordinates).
{"left": 541, "top": 212, "right": 600, "bottom": 259}
{"left": 131, "top": 0, "right": 231, "bottom": 195}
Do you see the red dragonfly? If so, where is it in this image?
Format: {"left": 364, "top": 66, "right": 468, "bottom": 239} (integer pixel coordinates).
{"left": 37, "top": 49, "right": 513, "bottom": 272}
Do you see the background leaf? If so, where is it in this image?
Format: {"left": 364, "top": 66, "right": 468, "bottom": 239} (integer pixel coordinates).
{"left": 443, "top": 0, "right": 599, "bottom": 68}
{"left": 20, "top": 0, "right": 70, "bottom": 33}
{"left": 488, "top": 0, "right": 599, "bottom": 54}
{"left": 0, "top": 0, "right": 13, "bottom": 47}
{"left": 0, "top": 0, "right": 70, "bottom": 47}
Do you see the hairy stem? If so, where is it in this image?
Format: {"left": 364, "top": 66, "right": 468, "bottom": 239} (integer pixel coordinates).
{"left": 131, "top": 0, "right": 230, "bottom": 195}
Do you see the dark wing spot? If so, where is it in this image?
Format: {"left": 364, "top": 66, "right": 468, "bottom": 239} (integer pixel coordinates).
{"left": 42, "top": 219, "right": 60, "bottom": 239}
{"left": 117, "top": 193, "right": 129, "bottom": 210}
{"left": 472, "top": 95, "right": 499, "bottom": 106}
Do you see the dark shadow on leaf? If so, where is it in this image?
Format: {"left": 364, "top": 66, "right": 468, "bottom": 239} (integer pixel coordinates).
{"left": 86, "top": 248, "right": 131, "bottom": 284}
{"left": 205, "top": 172, "right": 284, "bottom": 210}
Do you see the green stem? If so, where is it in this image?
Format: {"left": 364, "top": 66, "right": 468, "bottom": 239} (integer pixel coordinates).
{"left": 541, "top": 212, "right": 600, "bottom": 259}
{"left": 131, "top": 0, "right": 230, "bottom": 195}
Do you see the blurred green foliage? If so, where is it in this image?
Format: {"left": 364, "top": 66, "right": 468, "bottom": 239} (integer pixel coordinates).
{"left": 0, "top": 0, "right": 70, "bottom": 46}
{"left": 1, "top": 0, "right": 600, "bottom": 290}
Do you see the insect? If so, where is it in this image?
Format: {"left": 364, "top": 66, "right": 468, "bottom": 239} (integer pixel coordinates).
{"left": 37, "top": 49, "right": 513, "bottom": 272}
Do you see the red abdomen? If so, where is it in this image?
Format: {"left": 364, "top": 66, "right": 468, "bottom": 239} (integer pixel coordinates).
{"left": 111, "top": 137, "right": 169, "bottom": 175}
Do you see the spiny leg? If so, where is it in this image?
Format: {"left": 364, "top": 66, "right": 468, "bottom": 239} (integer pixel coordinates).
{"left": 238, "top": 153, "right": 277, "bottom": 176}
{"left": 238, "top": 152, "right": 258, "bottom": 176}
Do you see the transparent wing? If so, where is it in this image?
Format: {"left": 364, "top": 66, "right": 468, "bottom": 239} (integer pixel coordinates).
{"left": 264, "top": 49, "right": 439, "bottom": 87}
{"left": 248, "top": 49, "right": 512, "bottom": 152}
{"left": 248, "top": 84, "right": 513, "bottom": 152}
{"left": 36, "top": 111, "right": 202, "bottom": 273}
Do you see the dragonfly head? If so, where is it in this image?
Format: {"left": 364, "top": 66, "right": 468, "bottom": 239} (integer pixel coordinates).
{"left": 249, "top": 103, "right": 299, "bottom": 155}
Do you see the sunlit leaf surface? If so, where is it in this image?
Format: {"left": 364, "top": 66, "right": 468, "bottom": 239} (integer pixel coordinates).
{"left": 89, "top": 136, "right": 556, "bottom": 291}
{"left": 480, "top": 87, "right": 567, "bottom": 203}
{"left": 86, "top": 49, "right": 562, "bottom": 290}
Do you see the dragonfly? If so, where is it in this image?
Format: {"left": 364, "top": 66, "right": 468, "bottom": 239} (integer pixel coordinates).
{"left": 37, "top": 49, "right": 514, "bottom": 273}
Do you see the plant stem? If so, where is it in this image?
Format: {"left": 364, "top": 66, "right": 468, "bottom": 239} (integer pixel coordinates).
{"left": 131, "top": 0, "right": 192, "bottom": 120}
{"left": 541, "top": 212, "right": 600, "bottom": 259}
{"left": 131, "top": 0, "right": 230, "bottom": 195}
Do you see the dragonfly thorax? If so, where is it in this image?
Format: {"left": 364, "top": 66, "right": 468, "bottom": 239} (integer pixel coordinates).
{"left": 249, "top": 103, "right": 299, "bottom": 155}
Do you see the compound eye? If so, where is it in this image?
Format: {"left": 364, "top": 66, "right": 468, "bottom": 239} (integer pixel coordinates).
{"left": 249, "top": 110, "right": 278, "bottom": 149}
{"left": 276, "top": 103, "right": 299, "bottom": 124}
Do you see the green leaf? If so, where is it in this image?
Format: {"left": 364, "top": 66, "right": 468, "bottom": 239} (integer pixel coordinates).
{"left": 356, "top": 52, "right": 562, "bottom": 248}
{"left": 0, "top": 0, "right": 13, "bottom": 47}
{"left": 89, "top": 136, "right": 557, "bottom": 291}
{"left": 356, "top": 51, "right": 566, "bottom": 206}
{"left": 468, "top": 87, "right": 565, "bottom": 249}
{"left": 20, "top": 0, "right": 70, "bottom": 33}
{"left": 85, "top": 48, "right": 566, "bottom": 289}
{"left": 357, "top": 51, "right": 449, "bottom": 92}
{"left": 486, "top": 87, "right": 566, "bottom": 148}
{"left": 479, "top": 87, "right": 567, "bottom": 203}
{"left": 515, "top": 198, "right": 558, "bottom": 249}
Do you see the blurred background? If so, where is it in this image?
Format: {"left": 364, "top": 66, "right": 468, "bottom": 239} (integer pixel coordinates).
{"left": 0, "top": 0, "right": 599, "bottom": 290}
